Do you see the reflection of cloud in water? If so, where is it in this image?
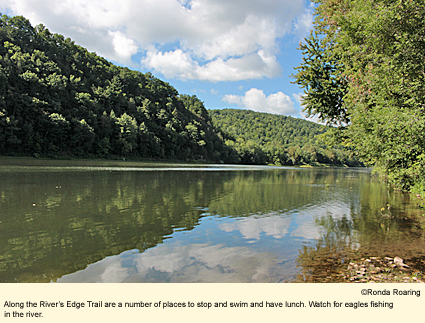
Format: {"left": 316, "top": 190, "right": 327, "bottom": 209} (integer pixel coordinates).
{"left": 133, "top": 243, "right": 280, "bottom": 282}
{"left": 216, "top": 201, "right": 353, "bottom": 242}
{"left": 291, "top": 202, "right": 352, "bottom": 240}
{"left": 57, "top": 201, "right": 356, "bottom": 283}
{"left": 219, "top": 214, "right": 292, "bottom": 241}
{"left": 57, "top": 256, "right": 130, "bottom": 283}
{"left": 57, "top": 242, "right": 295, "bottom": 283}
{"left": 291, "top": 221, "right": 323, "bottom": 241}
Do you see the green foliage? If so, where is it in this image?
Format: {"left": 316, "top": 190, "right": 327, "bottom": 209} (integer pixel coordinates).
{"left": 292, "top": 0, "right": 425, "bottom": 191}
{"left": 0, "top": 13, "right": 361, "bottom": 167}
{"left": 210, "top": 109, "right": 360, "bottom": 166}
{"left": 0, "top": 13, "right": 231, "bottom": 162}
{"left": 291, "top": 31, "right": 348, "bottom": 125}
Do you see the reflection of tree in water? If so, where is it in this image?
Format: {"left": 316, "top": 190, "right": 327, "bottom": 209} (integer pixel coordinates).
{"left": 209, "top": 169, "right": 341, "bottom": 217}
{"left": 0, "top": 170, "right": 237, "bottom": 282}
{"left": 3, "top": 165, "right": 423, "bottom": 283}
{"left": 295, "top": 204, "right": 425, "bottom": 282}
{"left": 296, "top": 215, "right": 355, "bottom": 282}
{"left": 1, "top": 167, "right": 346, "bottom": 282}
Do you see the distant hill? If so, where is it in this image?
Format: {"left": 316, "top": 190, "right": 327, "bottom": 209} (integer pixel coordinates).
{"left": 209, "top": 109, "right": 361, "bottom": 166}
{"left": 210, "top": 109, "right": 326, "bottom": 147}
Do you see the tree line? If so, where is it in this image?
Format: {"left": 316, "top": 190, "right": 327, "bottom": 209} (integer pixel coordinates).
{"left": 0, "top": 13, "right": 358, "bottom": 166}
{"left": 292, "top": 0, "right": 425, "bottom": 195}
{"left": 0, "top": 14, "right": 234, "bottom": 162}
{"left": 210, "top": 109, "right": 361, "bottom": 166}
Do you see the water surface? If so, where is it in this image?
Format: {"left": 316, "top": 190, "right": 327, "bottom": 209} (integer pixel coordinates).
{"left": 0, "top": 158, "right": 424, "bottom": 282}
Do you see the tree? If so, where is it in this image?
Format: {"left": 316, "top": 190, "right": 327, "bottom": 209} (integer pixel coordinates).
{"left": 116, "top": 112, "right": 138, "bottom": 155}
{"left": 209, "top": 108, "right": 354, "bottom": 166}
{"left": 291, "top": 30, "right": 348, "bottom": 125}
{"left": 292, "top": 0, "right": 425, "bottom": 194}
{"left": 0, "top": 13, "right": 233, "bottom": 162}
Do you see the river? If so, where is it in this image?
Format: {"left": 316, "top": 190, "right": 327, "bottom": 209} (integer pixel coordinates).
{"left": 0, "top": 158, "right": 424, "bottom": 282}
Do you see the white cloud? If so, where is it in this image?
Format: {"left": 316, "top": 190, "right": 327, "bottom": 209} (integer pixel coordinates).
{"left": 292, "top": 1, "right": 314, "bottom": 39}
{"left": 109, "top": 31, "right": 138, "bottom": 61}
{"left": 292, "top": 92, "right": 304, "bottom": 105}
{"left": 141, "top": 48, "right": 281, "bottom": 81}
{"left": 142, "top": 49, "right": 198, "bottom": 79}
{"left": 223, "top": 88, "right": 297, "bottom": 115}
{"left": 0, "top": 0, "right": 310, "bottom": 81}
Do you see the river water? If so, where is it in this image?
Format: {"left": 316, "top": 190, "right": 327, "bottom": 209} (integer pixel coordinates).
{"left": 0, "top": 158, "right": 424, "bottom": 283}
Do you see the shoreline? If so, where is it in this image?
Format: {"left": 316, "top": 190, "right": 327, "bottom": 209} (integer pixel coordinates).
{"left": 295, "top": 253, "right": 425, "bottom": 283}
{"left": 337, "top": 256, "right": 424, "bottom": 283}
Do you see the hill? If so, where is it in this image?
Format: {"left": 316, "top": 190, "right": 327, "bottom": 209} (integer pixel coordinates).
{"left": 0, "top": 14, "right": 232, "bottom": 162}
{"left": 0, "top": 13, "right": 359, "bottom": 166}
{"left": 210, "top": 109, "right": 325, "bottom": 147}
{"left": 210, "top": 109, "right": 361, "bottom": 166}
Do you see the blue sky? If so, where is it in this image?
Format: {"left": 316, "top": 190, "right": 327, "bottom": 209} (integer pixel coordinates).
{"left": 0, "top": 0, "right": 315, "bottom": 119}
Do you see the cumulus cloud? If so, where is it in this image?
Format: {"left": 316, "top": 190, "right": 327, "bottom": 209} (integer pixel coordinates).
{"left": 109, "top": 31, "right": 138, "bottom": 61}
{"left": 142, "top": 49, "right": 197, "bottom": 79}
{"left": 142, "top": 49, "right": 281, "bottom": 81}
{"left": 223, "top": 88, "right": 297, "bottom": 115}
{"left": 292, "top": 1, "right": 314, "bottom": 39}
{"left": 0, "top": 0, "right": 310, "bottom": 81}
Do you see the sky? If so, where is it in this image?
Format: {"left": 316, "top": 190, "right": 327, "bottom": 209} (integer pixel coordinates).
{"left": 0, "top": 0, "right": 315, "bottom": 120}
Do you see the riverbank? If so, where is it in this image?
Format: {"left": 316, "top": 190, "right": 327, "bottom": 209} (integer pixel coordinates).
{"left": 295, "top": 251, "right": 425, "bottom": 283}
{"left": 337, "top": 256, "right": 424, "bottom": 283}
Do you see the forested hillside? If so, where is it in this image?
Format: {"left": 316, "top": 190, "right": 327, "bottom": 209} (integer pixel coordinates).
{"left": 210, "top": 109, "right": 361, "bottom": 166}
{"left": 210, "top": 109, "right": 325, "bottom": 147}
{"left": 0, "top": 13, "right": 359, "bottom": 166}
{"left": 0, "top": 14, "right": 233, "bottom": 162}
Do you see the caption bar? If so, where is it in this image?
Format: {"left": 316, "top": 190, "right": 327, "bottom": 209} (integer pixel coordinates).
{"left": 3, "top": 287, "right": 422, "bottom": 319}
